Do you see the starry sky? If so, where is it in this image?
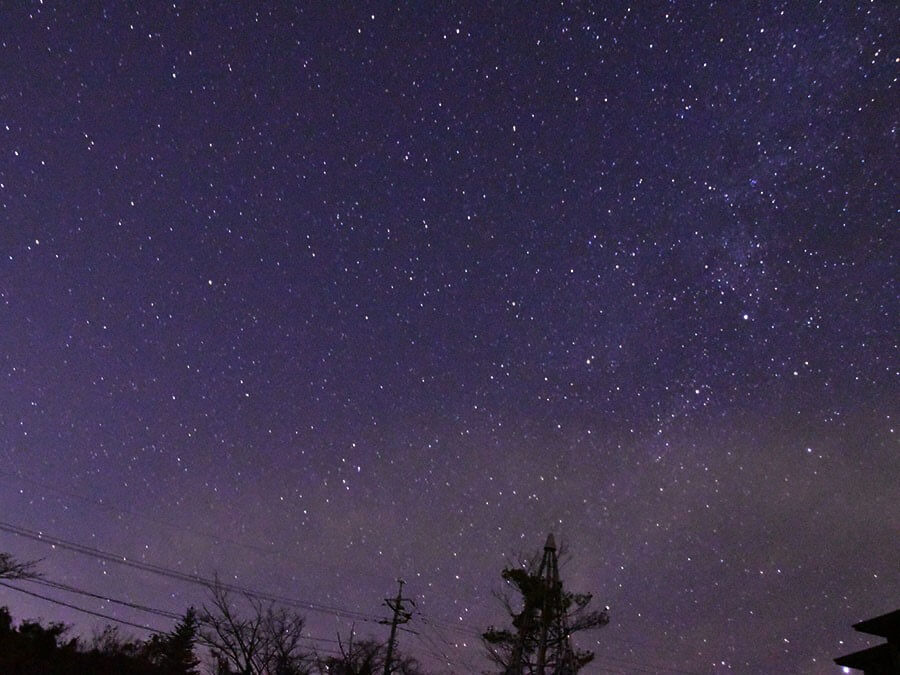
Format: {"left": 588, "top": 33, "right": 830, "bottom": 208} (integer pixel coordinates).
{"left": 0, "top": 2, "right": 897, "bottom": 673}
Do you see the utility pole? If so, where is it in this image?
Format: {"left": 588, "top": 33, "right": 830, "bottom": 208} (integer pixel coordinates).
{"left": 381, "top": 578, "right": 414, "bottom": 675}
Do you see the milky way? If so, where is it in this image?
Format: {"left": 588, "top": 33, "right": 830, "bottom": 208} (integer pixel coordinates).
{"left": 0, "top": 3, "right": 896, "bottom": 673}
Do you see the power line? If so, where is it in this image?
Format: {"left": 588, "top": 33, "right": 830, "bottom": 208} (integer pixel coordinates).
{"left": 0, "top": 581, "right": 166, "bottom": 634}
{"left": 0, "top": 519, "right": 382, "bottom": 625}
{"left": 0, "top": 518, "right": 483, "bottom": 643}
{"left": 0, "top": 478, "right": 481, "bottom": 637}
{"left": 15, "top": 577, "right": 359, "bottom": 649}
{"left": 24, "top": 578, "right": 183, "bottom": 621}
{"left": 414, "top": 609, "right": 483, "bottom": 638}
{"left": 3, "top": 471, "right": 490, "bottom": 638}
{"left": 412, "top": 620, "right": 467, "bottom": 671}
{"left": 0, "top": 520, "right": 707, "bottom": 674}
{"left": 2, "top": 470, "right": 504, "bottom": 641}
{"left": 0, "top": 581, "right": 381, "bottom": 668}
{"left": 415, "top": 613, "right": 486, "bottom": 673}
{"left": 1, "top": 478, "right": 491, "bottom": 644}
{"left": 0, "top": 519, "right": 492, "bottom": 667}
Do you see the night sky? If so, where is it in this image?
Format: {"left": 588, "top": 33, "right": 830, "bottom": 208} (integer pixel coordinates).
{"left": 1, "top": 2, "right": 897, "bottom": 673}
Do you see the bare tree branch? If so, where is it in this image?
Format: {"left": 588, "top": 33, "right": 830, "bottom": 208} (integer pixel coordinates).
{"left": 0, "top": 552, "right": 42, "bottom": 581}
{"left": 197, "top": 575, "right": 309, "bottom": 675}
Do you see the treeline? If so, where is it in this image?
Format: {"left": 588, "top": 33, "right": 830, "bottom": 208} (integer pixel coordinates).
{"left": 0, "top": 606, "right": 199, "bottom": 675}
{"left": 0, "top": 594, "right": 423, "bottom": 675}
{"left": 1, "top": 535, "right": 609, "bottom": 675}
{"left": 0, "top": 552, "right": 425, "bottom": 674}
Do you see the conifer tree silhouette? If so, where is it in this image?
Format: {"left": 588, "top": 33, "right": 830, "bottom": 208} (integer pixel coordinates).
{"left": 482, "top": 535, "right": 609, "bottom": 675}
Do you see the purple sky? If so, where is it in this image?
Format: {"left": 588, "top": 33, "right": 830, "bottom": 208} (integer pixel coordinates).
{"left": 0, "top": 2, "right": 896, "bottom": 673}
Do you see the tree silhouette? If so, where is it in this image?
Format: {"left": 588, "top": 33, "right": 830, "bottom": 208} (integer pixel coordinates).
{"left": 0, "top": 605, "right": 79, "bottom": 674}
{"left": 315, "top": 631, "right": 425, "bottom": 675}
{"left": 0, "top": 606, "right": 169, "bottom": 674}
{"left": 198, "top": 578, "right": 310, "bottom": 675}
{"left": 482, "top": 536, "right": 609, "bottom": 675}
{"left": 0, "top": 552, "right": 41, "bottom": 581}
{"left": 145, "top": 607, "right": 201, "bottom": 674}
